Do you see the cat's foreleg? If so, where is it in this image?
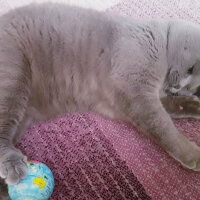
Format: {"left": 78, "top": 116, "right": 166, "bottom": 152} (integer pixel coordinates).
{"left": 0, "top": 54, "right": 30, "bottom": 184}
{"left": 128, "top": 91, "right": 200, "bottom": 170}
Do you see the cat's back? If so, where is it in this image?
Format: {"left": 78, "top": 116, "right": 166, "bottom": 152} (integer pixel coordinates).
{"left": 0, "top": 3, "right": 115, "bottom": 71}
{"left": 0, "top": 3, "right": 113, "bottom": 44}
{"left": 0, "top": 3, "right": 118, "bottom": 119}
{"left": 0, "top": 3, "right": 107, "bottom": 29}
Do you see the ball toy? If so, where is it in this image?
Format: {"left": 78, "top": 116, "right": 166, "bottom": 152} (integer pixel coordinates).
{"left": 8, "top": 161, "right": 55, "bottom": 200}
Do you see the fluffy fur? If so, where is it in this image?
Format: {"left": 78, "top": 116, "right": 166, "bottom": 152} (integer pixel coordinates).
{"left": 0, "top": 3, "right": 200, "bottom": 198}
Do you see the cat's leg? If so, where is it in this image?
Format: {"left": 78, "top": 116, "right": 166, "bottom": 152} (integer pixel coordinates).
{"left": 13, "top": 115, "right": 32, "bottom": 145}
{"left": 0, "top": 53, "right": 30, "bottom": 184}
{"left": 124, "top": 90, "right": 200, "bottom": 170}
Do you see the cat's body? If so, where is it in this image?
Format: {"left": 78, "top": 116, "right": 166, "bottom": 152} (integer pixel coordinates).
{"left": 0, "top": 3, "right": 200, "bottom": 198}
{"left": 0, "top": 3, "right": 169, "bottom": 142}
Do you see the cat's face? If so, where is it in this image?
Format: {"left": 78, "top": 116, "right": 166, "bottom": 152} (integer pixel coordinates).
{"left": 165, "top": 21, "right": 200, "bottom": 96}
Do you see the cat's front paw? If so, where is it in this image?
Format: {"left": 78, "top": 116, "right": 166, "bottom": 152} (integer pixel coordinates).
{"left": 181, "top": 153, "right": 200, "bottom": 171}
{"left": 0, "top": 147, "right": 28, "bottom": 185}
{"left": 182, "top": 145, "right": 200, "bottom": 171}
{"left": 169, "top": 140, "right": 200, "bottom": 171}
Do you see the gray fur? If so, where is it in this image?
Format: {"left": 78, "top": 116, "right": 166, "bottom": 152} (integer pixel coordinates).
{"left": 0, "top": 2, "right": 200, "bottom": 198}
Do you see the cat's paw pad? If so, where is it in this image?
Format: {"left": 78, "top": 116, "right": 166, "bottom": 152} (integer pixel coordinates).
{"left": 0, "top": 148, "right": 28, "bottom": 185}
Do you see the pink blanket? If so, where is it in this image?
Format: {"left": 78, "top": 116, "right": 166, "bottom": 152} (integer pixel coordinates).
{"left": 17, "top": 113, "right": 200, "bottom": 200}
{"left": 17, "top": 0, "right": 200, "bottom": 199}
{"left": 17, "top": 114, "right": 151, "bottom": 200}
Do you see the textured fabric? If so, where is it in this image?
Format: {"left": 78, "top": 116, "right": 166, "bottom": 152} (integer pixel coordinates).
{"left": 108, "top": 0, "right": 200, "bottom": 22}
{"left": 17, "top": 113, "right": 200, "bottom": 200}
{"left": 17, "top": 114, "right": 151, "bottom": 200}
{"left": 95, "top": 115, "right": 200, "bottom": 200}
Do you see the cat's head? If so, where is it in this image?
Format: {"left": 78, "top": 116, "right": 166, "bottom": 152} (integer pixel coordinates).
{"left": 165, "top": 20, "right": 200, "bottom": 96}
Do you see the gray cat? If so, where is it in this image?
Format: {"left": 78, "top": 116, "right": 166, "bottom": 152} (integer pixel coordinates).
{"left": 0, "top": 2, "right": 200, "bottom": 198}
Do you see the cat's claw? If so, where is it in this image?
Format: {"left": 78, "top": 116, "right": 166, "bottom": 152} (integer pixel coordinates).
{"left": 0, "top": 148, "right": 28, "bottom": 185}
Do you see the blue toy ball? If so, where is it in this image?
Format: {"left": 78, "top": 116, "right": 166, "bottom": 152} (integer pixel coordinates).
{"left": 8, "top": 161, "right": 55, "bottom": 200}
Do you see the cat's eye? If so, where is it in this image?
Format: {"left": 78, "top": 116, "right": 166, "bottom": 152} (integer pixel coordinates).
{"left": 187, "top": 65, "right": 194, "bottom": 74}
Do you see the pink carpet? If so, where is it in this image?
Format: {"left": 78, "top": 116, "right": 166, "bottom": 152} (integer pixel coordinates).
{"left": 17, "top": 0, "right": 200, "bottom": 199}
